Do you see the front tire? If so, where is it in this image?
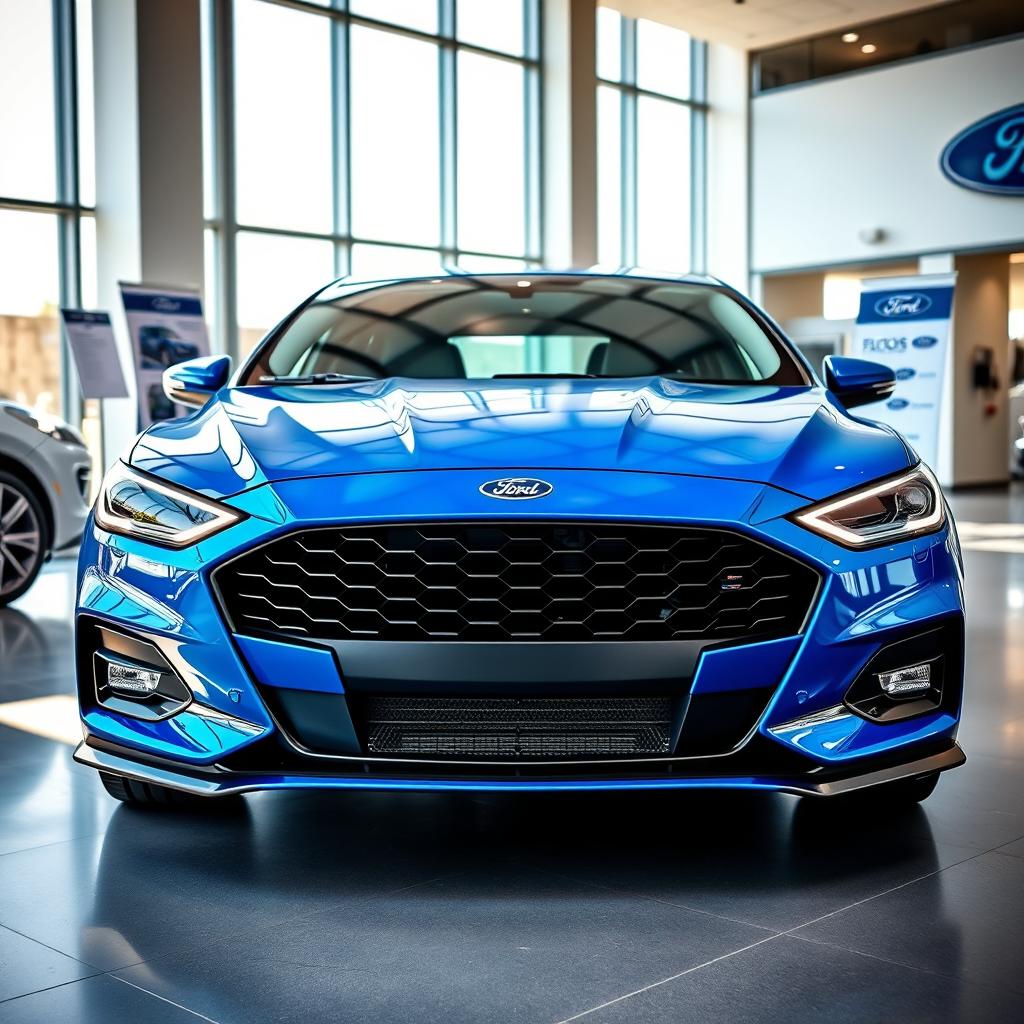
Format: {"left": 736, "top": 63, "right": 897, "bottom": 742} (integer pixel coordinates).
{"left": 0, "top": 470, "right": 47, "bottom": 608}
{"left": 99, "top": 771, "right": 236, "bottom": 811}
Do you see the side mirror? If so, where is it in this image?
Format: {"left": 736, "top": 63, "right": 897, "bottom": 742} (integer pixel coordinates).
{"left": 823, "top": 355, "right": 896, "bottom": 410}
{"left": 162, "top": 355, "right": 232, "bottom": 409}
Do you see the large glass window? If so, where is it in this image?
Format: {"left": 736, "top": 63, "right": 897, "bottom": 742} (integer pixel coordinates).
{"left": 350, "top": 27, "right": 440, "bottom": 247}
{"left": 0, "top": 0, "right": 95, "bottom": 431}
{"left": 456, "top": 51, "right": 527, "bottom": 255}
{"left": 0, "top": 212, "right": 61, "bottom": 414}
{"left": 0, "top": 3, "right": 58, "bottom": 202}
{"left": 596, "top": 8, "right": 706, "bottom": 273}
{"left": 207, "top": 0, "right": 541, "bottom": 357}
{"left": 233, "top": 0, "right": 334, "bottom": 233}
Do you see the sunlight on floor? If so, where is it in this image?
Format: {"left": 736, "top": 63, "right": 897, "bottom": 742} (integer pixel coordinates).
{"left": 0, "top": 694, "right": 83, "bottom": 745}
{"left": 956, "top": 522, "right": 1024, "bottom": 554}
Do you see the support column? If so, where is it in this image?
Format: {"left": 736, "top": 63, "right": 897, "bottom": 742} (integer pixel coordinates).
{"left": 542, "top": 0, "right": 597, "bottom": 268}
{"left": 705, "top": 42, "right": 749, "bottom": 291}
{"left": 950, "top": 253, "right": 1010, "bottom": 488}
{"left": 92, "top": 0, "right": 204, "bottom": 464}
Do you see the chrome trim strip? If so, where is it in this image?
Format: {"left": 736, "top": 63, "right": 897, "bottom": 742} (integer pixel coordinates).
{"left": 187, "top": 702, "right": 265, "bottom": 737}
{"left": 768, "top": 704, "right": 850, "bottom": 735}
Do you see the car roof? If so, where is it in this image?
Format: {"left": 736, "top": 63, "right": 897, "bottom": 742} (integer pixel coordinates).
{"left": 311, "top": 267, "right": 728, "bottom": 305}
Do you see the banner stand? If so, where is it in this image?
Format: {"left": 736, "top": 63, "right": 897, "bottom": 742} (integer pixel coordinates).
{"left": 59, "top": 309, "right": 130, "bottom": 478}
{"left": 851, "top": 274, "right": 957, "bottom": 474}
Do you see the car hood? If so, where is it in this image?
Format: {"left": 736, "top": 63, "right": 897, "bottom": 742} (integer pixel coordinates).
{"left": 129, "top": 378, "right": 913, "bottom": 502}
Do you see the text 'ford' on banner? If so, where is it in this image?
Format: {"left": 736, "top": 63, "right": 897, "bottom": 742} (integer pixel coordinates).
{"left": 851, "top": 273, "right": 956, "bottom": 471}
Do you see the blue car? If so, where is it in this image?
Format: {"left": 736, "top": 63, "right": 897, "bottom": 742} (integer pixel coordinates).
{"left": 138, "top": 325, "right": 201, "bottom": 370}
{"left": 74, "top": 271, "right": 965, "bottom": 808}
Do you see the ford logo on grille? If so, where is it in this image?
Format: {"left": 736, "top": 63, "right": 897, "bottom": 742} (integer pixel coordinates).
{"left": 480, "top": 477, "right": 553, "bottom": 500}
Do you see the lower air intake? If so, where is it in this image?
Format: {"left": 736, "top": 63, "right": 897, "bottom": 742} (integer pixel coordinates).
{"left": 362, "top": 696, "right": 673, "bottom": 759}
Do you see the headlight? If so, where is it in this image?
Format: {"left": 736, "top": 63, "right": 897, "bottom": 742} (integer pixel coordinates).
{"left": 794, "top": 464, "right": 945, "bottom": 548}
{"left": 94, "top": 462, "right": 244, "bottom": 548}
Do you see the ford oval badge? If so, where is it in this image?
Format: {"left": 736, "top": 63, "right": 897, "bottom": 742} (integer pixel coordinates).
{"left": 887, "top": 398, "right": 909, "bottom": 411}
{"left": 940, "top": 103, "right": 1024, "bottom": 197}
{"left": 480, "top": 477, "right": 553, "bottom": 500}
{"left": 874, "top": 293, "right": 932, "bottom": 318}
{"left": 912, "top": 335, "right": 939, "bottom": 349}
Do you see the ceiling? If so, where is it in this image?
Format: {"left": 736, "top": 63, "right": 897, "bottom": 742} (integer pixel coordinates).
{"left": 603, "top": 0, "right": 956, "bottom": 50}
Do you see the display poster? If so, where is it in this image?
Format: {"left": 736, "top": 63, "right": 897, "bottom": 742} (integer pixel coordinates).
{"left": 59, "top": 309, "right": 129, "bottom": 399}
{"left": 852, "top": 274, "right": 956, "bottom": 469}
{"left": 119, "top": 283, "right": 210, "bottom": 428}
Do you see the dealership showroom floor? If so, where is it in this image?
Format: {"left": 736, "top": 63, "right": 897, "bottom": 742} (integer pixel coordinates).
{"left": 0, "top": 486, "right": 1020, "bottom": 1021}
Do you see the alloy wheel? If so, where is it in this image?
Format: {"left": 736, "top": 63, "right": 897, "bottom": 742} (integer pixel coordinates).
{"left": 0, "top": 482, "right": 42, "bottom": 598}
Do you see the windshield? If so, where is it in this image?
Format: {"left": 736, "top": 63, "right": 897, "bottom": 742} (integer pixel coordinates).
{"left": 243, "top": 275, "right": 808, "bottom": 386}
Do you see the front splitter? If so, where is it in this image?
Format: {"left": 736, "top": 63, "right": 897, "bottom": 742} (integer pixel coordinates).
{"left": 73, "top": 740, "right": 965, "bottom": 798}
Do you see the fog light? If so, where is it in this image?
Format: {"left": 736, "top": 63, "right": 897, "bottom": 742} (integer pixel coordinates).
{"left": 878, "top": 663, "right": 931, "bottom": 697}
{"left": 107, "top": 662, "right": 162, "bottom": 696}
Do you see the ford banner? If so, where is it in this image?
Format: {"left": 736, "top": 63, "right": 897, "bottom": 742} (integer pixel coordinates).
{"left": 852, "top": 274, "right": 956, "bottom": 470}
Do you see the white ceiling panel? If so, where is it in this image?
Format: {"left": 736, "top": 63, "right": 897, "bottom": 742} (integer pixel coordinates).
{"left": 604, "top": 0, "right": 954, "bottom": 50}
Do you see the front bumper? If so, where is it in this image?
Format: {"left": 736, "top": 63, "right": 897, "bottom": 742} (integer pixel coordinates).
{"left": 75, "top": 468, "right": 966, "bottom": 795}
{"left": 73, "top": 736, "right": 965, "bottom": 797}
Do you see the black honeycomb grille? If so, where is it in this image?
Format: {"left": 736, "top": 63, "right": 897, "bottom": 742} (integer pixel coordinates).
{"left": 215, "top": 522, "right": 818, "bottom": 643}
{"left": 360, "top": 696, "right": 673, "bottom": 758}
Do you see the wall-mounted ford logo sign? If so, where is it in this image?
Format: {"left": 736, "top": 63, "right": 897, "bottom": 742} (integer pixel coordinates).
{"left": 895, "top": 367, "right": 916, "bottom": 381}
{"left": 912, "top": 335, "right": 938, "bottom": 349}
{"left": 874, "top": 293, "right": 932, "bottom": 318}
{"left": 941, "top": 103, "right": 1024, "bottom": 197}
{"left": 887, "top": 398, "right": 909, "bottom": 411}
{"left": 479, "top": 477, "right": 553, "bottom": 500}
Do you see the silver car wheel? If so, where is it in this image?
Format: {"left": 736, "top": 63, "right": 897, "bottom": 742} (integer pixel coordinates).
{"left": 0, "top": 481, "right": 43, "bottom": 598}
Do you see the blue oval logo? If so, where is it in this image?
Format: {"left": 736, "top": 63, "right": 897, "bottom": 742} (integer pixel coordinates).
{"left": 912, "top": 335, "right": 938, "bottom": 349}
{"left": 895, "top": 367, "right": 916, "bottom": 381}
{"left": 887, "top": 398, "right": 909, "bottom": 411}
{"left": 941, "top": 103, "right": 1024, "bottom": 196}
{"left": 479, "top": 477, "right": 553, "bottom": 500}
{"left": 874, "top": 293, "right": 932, "bottom": 318}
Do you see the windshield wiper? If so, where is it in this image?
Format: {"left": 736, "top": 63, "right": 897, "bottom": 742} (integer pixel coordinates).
{"left": 259, "top": 372, "right": 378, "bottom": 385}
{"left": 491, "top": 373, "right": 599, "bottom": 379}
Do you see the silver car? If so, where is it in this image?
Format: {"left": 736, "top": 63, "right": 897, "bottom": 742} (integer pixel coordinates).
{"left": 0, "top": 401, "right": 92, "bottom": 606}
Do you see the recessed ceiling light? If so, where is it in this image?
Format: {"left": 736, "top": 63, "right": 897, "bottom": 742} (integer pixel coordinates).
{"left": 516, "top": 280, "right": 531, "bottom": 288}
{"left": 861, "top": 43, "right": 877, "bottom": 54}
{"left": 842, "top": 32, "right": 859, "bottom": 43}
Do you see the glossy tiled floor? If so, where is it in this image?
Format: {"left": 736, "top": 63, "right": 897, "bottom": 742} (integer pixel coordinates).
{"left": 1, "top": 490, "right": 1023, "bottom": 1023}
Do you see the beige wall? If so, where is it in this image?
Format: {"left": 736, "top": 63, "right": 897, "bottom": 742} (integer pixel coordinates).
{"left": 761, "top": 272, "right": 824, "bottom": 323}
{"left": 951, "top": 253, "right": 1010, "bottom": 487}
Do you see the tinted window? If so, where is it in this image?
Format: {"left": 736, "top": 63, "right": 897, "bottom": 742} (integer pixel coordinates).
{"left": 244, "top": 275, "right": 806, "bottom": 386}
